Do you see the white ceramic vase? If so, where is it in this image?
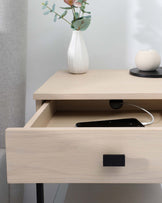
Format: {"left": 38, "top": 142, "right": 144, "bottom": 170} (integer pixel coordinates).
{"left": 68, "top": 31, "right": 89, "bottom": 74}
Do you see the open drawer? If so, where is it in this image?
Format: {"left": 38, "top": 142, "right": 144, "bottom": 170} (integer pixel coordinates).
{"left": 6, "top": 100, "right": 162, "bottom": 183}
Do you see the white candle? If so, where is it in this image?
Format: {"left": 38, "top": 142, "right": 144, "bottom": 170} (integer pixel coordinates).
{"left": 135, "top": 50, "right": 161, "bottom": 71}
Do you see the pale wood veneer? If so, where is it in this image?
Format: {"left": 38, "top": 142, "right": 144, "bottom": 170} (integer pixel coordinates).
{"left": 34, "top": 70, "right": 162, "bottom": 100}
{"left": 5, "top": 70, "right": 162, "bottom": 184}
{"left": 6, "top": 128, "right": 162, "bottom": 183}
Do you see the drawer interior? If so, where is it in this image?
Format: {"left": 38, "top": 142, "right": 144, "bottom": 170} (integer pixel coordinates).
{"left": 25, "top": 100, "right": 162, "bottom": 128}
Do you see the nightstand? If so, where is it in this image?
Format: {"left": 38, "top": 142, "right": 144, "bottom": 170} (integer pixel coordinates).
{"left": 6, "top": 69, "right": 162, "bottom": 203}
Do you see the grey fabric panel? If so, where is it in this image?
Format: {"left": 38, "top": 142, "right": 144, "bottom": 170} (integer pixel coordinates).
{"left": 0, "top": 149, "right": 9, "bottom": 203}
{"left": 0, "top": 149, "right": 24, "bottom": 203}
{"left": 0, "top": 0, "right": 27, "bottom": 201}
{"left": 9, "top": 184, "right": 24, "bottom": 203}
{"left": 0, "top": 0, "right": 27, "bottom": 148}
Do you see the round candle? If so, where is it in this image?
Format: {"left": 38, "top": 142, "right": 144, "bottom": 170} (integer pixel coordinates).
{"left": 135, "top": 50, "right": 161, "bottom": 71}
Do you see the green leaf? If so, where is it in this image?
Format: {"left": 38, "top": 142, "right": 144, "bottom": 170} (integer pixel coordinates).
{"left": 44, "top": 1, "right": 48, "bottom": 6}
{"left": 74, "top": 12, "right": 79, "bottom": 19}
{"left": 81, "top": 9, "right": 91, "bottom": 14}
{"left": 71, "top": 16, "right": 91, "bottom": 31}
{"left": 80, "top": 5, "right": 91, "bottom": 14}
{"left": 81, "top": 5, "right": 85, "bottom": 10}
{"left": 43, "top": 10, "right": 50, "bottom": 15}
{"left": 52, "top": 4, "right": 55, "bottom": 12}
{"left": 77, "top": 0, "right": 84, "bottom": 3}
{"left": 60, "top": 7, "right": 72, "bottom": 9}
{"left": 54, "top": 14, "right": 57, "bottom": 22}
{"left": 59, "top": 10, "right": 68, "bottom": 19}
{"left": 42, "top": 5, "right": 46, "bottom": 9}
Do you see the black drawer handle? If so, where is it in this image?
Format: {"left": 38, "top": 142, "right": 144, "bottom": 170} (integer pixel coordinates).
{"left": 103, "top": 154, "right": 125, "bottom": 167}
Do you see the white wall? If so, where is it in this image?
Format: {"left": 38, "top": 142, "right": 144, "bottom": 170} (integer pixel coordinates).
{"left": 25, "top": 0, "right": 162, "bottom": 202}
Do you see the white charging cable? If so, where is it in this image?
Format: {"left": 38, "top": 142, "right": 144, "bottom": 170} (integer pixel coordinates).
{"left": 124, "top": 103, "right": 154, "bottom": 126}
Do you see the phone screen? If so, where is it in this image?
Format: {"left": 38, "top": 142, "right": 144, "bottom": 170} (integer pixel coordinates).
{"left": 76, "top": 118, "right": 144, "bottom": 127}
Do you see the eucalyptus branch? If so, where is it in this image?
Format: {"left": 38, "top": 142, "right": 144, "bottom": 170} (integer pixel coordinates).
{"left": 42, "top": 3, "right": 72, "bottom": 25}
{"left": 41, "top": 1, "right": 91, "bottom": 31}
{"left": 79, "top": 9, "right": 81, "bottom": 17}
{"left": 72, "top": 6, "right": 76, "bottom": 20}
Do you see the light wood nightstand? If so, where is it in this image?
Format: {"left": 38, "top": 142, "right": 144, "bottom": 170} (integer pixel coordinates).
{"left": 5, "top": 69, "right": 162, "bottom": 203}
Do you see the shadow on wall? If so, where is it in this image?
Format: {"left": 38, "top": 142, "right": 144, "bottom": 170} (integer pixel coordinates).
{"left": 85, "top": 0, "right": 130, "bottom": 69}
{"left": 135, "top": 0, "right": 162, "bottom": 51}
{"left": 65, "top": 184, "right": 162, "bottom": 203}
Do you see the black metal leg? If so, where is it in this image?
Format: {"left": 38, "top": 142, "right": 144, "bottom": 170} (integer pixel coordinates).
{"left": 36, "top": 184, "right": 44, "bottom": 203}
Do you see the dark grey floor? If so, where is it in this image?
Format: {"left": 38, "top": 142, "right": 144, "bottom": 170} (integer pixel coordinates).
{"left": 65, "top": 184, "right": 162, "bottom": 203}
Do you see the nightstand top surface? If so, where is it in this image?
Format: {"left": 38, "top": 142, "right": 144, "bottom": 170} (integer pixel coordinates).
{"left": 34, "top": 69, "right": 162, "bottom": 100}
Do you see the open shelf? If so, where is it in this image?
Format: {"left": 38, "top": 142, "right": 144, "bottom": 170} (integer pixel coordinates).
{"left": 25, "top": 100, "right": 162, "bottom": 128}
{"left": 46, "top": 110, "right": 162, "bottom": 128}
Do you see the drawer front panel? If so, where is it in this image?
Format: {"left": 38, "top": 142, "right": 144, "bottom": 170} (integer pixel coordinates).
{"left": 6, "top": 128, "right": 162, "bottom": 183}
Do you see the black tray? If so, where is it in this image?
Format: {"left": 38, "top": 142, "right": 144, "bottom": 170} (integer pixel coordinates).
{"left": 130, "top": 68, "right": 162, "bottom": 78}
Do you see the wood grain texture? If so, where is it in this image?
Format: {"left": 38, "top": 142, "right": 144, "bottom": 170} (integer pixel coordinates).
{"left": 25, "top": 101, "right": 56, "bottom": 128}
{"left": 24, "top": 101, "right": 162, "bottom": 128}
{"left": 36, "top": 100, "right": 43, "bottom": 111}
{"left": 6, "top": 128, "right": 162, "bottom": 183}
{"left": 46, "top": 111, "right": 162, "bottom": 128}
{"left": 55, "top": 100, "right": 162, "bottom": 111}
{"left": 6, "top": 70, "right": 162, "bottom": 184}
{"left": 34, "top": 70, "right": 162, "bottom": 100}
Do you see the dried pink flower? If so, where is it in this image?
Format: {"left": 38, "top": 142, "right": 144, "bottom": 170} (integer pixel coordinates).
{"left": 64, "top": 0, "right": 75, "bottom": 6}
{"left": 73, "top": 1, "right": 82, "bottom": 8}
{"left": 64, "top": 0, "right": 86, "bottom": 7}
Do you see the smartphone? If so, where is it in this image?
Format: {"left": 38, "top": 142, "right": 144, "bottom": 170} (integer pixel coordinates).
{"left": 76, "top": 118, "right": 144, "bottom": 127}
